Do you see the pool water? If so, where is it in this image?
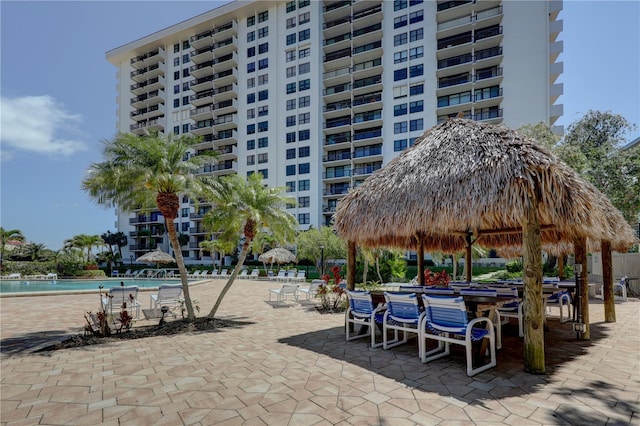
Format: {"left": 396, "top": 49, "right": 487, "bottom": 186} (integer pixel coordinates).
{"left": 0, "top": 278, "right": 187, "bottom": 294}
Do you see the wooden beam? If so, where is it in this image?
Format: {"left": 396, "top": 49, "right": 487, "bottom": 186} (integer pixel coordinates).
{"left": 347, "top": 240, "right": 356, "bottom": 291}
{"left": 465, "top": 233, "right": 472, "bottom": 283}
{"left": 417, "top": 237, "right": 425, "bottom": 286}
{"left": 558, "top": 254, "right": 565, "bottom": 280}
{"left": 602, "top": 240, "right": 615, "bottom": 322}
{"left": 523, "top": 192, "right": 545, "bottom": 374}
{"left": 574, "top": 236, "right": 590, "bottom": 340}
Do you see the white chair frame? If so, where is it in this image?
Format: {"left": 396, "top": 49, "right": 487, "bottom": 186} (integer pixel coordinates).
{"left": 269, "top": 284, "right": 299, "bottom": 302}
{"left": 345, "top": 290, "right": 386, "bottom": 348}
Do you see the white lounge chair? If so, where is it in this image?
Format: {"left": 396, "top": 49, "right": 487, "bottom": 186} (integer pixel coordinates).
{"left": 188, "top": 270, "right": 203, "bottom": 279}
{"left": 102, "top": 286, "right": 142, "bottom": 319}
{"left": 274, "top": 270, "right": 287, "bottom": 282}
{"left": 292, "top": 271, "right": 306, "bottom": 282}
{"left": 46, "top": 272, "right": 58, "bottom": 279}
{"left": 239, "top": 270, "right": 249, "bottom": 278}
{"left": 298, "top": 280, "right": 324, "bottom": 301}
{"left": 269, "top": 284, "right": 299, "bottom": 302}
{"left": 122, "top": 269, "right": 132, "bottom": 277}
{"left": 150, "top": 284, "right": 183, "bottom": 315}
{"left": 7, "top": 273, "right": 21, "bottom": 279}
{"left": 249, "top": 269, "right": 260, "bottom": 279}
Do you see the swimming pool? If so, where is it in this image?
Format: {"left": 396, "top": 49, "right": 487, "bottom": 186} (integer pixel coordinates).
{"left": 0, "top": 278, "right": 188, "bottom": 294}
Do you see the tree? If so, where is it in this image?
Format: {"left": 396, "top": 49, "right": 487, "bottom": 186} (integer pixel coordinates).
{"left": 518, "top": 122, "right": 561, "bottom": 151}
{"left": 82, "top": 131, "right": 219, "bottom": 321}
{"left": 23, "top": 243, "right": 47, "bottom": 261}
{"left": 202, "top": 173, "right": 297, "bottom": 318}
{"left": 199, "top": 237, "right": 235, "bottom": 273}
{"left": 558, "top": 110, "right": 638, "bottom": 224}
{"left": 296, "top": 226, "right": 346, "bottom": 276}
{"left": 64, "top": 234, "right": 104, "bottom": 263}
{"left": 102, "top": 231, "right": 128, "bottom": 260}
{"left": 0, "top": 228, "right": 25, "bottom": 270}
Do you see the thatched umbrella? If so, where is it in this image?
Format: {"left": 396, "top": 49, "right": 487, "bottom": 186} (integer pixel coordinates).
{"left": 258, "top": 247, "right": 296, "bottom": 268}
{"left": 334, "top": 118, "right": 635, "bottom": 373}
{"left": 137, "top": 249, "right": 175, "bottom": 269}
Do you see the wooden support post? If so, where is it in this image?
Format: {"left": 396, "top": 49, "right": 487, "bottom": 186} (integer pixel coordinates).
{"left": 465, "top": 233, "right": 472, "bottom": 283}
{"left": 602, "top": 240, "right": 615, "bottom": 322}
{"left": 417, "top": 238, "right": 425, "bottom": 286}
{"left": 558, "top": 255, "right": 565, "bottom": 280}
{"left": 574, "top": 236, "right": 590, "bottom": 339}
{"left": 347, "top": 240, "right": 356, "bottom": 291}
{"left": 523, "top": 194, "right": 545, "bottom": 374}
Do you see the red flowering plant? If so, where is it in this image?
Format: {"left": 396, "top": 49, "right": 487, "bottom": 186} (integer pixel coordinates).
{"left": 424, "top": 268, "right": 451, "bottom": 287}
{"left": 317, "top": 265, "right": 346, "bottom": 311}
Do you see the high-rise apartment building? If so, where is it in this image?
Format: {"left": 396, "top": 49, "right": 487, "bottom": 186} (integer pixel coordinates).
{"left": 107, "top": 0, "right": 563, "bottom": 264}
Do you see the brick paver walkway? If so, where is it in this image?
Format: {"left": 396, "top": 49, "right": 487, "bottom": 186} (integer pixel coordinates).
{"left": 1, "top": 279, "right": 638, "bottom": 425}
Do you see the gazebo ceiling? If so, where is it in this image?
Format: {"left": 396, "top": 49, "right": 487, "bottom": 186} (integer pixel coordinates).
{"left": 334, "top": 119, "right": 636, "bottom": 252}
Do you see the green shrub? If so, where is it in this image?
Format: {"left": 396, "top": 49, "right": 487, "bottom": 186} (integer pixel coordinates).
{"left": 81, "top": 270, "right": 107, "bottom": 278}
{"left": 505, "top": 260, "right": 523, "bottom": 273}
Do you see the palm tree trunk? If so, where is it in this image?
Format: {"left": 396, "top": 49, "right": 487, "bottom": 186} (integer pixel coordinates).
{"left": 166, "top": 220, "right": 195, "bottom": 320}
{"left": 208, "top": 239, "right": 251, "bottom": 318}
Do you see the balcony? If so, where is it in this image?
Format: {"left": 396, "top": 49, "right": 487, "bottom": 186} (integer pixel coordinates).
{"left": 324, "top": 47, "right": 351, "bottom": 64}
{"left": 353, "top": 109, "right": 382, "bottom": 129}
{"left": 130, "top": 117, "right": 164, "bottom": 135}
{"left": 190, "top": 60, "right": 214, "bottom": 79}
{"left": 549, "top": 40, "right": 563, "bottom": 63}
{"left": 323, "top": 168, "right": 352, "bottom": 180}
{"left": 130, "top": 62, "right": 164, "bottom": 82}
{"left": 475, "top": 6, "right": 502, "bottom": 27}
{"left": 353, "top": 74, "right": 382, "bottom": 95}
{"left": 323, "top": 0, "right": 352, "bottom": 22}
{"left": 438, "top": 72, "right": 471, "bottom": 89}
{"left": 130, "top": 103, "right": 165, "bottom": 121}
{"left": 130, "top": 89, "right": 164, "bottom": 109}
{"left": 474, "top": 25, "right": 502, "bottom": 50}
{"left": 353, "top": 144, "right": 382, "bottom": 160}
{"left": 130, "top": 75, "right": 165, "bottom": 95}
{"left": 353, "top": 162, "right": 382, "bottom": 176}
{"left": 211, "top": 36, "right": 236, "bottom": 57}
{"left": 437, "top": 53, "right": 473, "bottom": 73}
{"left": 323, "top": 65, "right": 351, "bottom": 86}
{"left": 325, "top": 116, "right": 351, "bottom": 131}
{"left": 352, "top": 40, "right": 382, "bottom": 62}
{"left": 352, "top": 126, "right": 382, "bottom": 146}
{"left": 323, "top": 100, "right": 352, "bottom": 118}
{"left": 191, "top": 45, "right": 215, "bottom": 64}
{"left": 473, "top": 86, "right": 503, "bottom": 107}
{"left": 324, "top": 131, "right": 351, "bottom": 147}
{"left": 324, "top": 32, "right": 351, "bottom": 48}
{"left": 437, "top": 31, "right": 472, "bottom": 50}
{"left": 436, "top": 0, "right": 473, "bottom": 23}
{"left": 131, "top": 47, "right": 165, "bottom": 69}
{"left": 323, "top": 15, "right": 351, "bottom": 39}
{"left": 437, "top": 14, "right": 472, "bottom": 35}
{"left": 211, "top": 20, "right": 237, "bottom": 43}
{"left": 323, "top": 185, "right": 350, "bottom": 197}
{"left": 212, "top": 52, "right": 238, "bottom": 74}
{"left": 323, "top": 150, "right": 352, "bottom": 163}
{"left": 474, "top": 107, "right": 503, "bottom": 122}
{"left": 190, "top": 28, "right": 215, "bottom": 50}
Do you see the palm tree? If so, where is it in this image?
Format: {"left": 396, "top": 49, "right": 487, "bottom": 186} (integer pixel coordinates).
{"left": 199, "top": 237, "right": 236, "bottom": 273}
{"left": 64, "top": 234, "right": 104, "bottom": 263}
{"left": 82, "top": 131, "right": 218, "bottom": 320}
{"left": 202, "top": 173, "right": 297, "bottom": 318}
{"left": 23, "top": 243, "right": 47, "bottom": 261}
{"left": 0, "top": 228, "right": 25, "bottom": 270}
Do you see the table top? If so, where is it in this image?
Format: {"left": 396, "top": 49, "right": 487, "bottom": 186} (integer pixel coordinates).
{"left": 368, "top": 290, "right": 519, "bottom": 312}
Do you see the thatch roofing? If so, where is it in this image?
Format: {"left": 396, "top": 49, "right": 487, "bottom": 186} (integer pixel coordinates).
{"left": 334, "top": 119, "right": 636, "bottom": 252}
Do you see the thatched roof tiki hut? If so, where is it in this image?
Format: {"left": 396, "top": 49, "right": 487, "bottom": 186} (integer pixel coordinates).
{"left": 334, "top": 119, "right": 636, "bottom": 374}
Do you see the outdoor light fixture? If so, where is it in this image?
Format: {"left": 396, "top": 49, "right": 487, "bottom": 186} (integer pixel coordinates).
{"left": 573, "top": 263, "right": 585, "bottom": 337}
{"left": 130, "top": 255, "right": 133, "bottom": 266}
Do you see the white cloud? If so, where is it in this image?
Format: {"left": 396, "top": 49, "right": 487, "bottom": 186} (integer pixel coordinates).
{"left": 0, "top": 95, "right": 87, "bottom": 157}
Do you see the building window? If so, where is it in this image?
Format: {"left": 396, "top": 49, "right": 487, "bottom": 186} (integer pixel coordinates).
{"left": 258, "top": 137, "right": 268, "bottom": 148}
{"left": 287, "top": 83, "right": 296, "bottom": 94}
{"left": 394, "top": 33, "right": 407, "bottom": 46}
{"left": 182, "top": 54, "right": 190, "bottom": 64}
{"left": 409, "top": 46, "right": 423, "bottom": 60}
{"left": 287, "top": 1, "right": 296, "bottom": 12}
{"left": 286, "top": 99, "right": 296, "bottom": 111}
{"left": 409, "top": 10, "right": 424, "bottom": 24}
{"left": 247, "top": 139, "right": 255, "bottom": 150}
{"left": 410, "top": 83, "right": 424, "bottom": 96}
{"left": 410, "top": 0, "right": 423, "bottom": 5}
{"left": 258, "top": 74, "right": 268, "bottom": 85}
{"left": 182, "top": 124, "right": 189, "bottom": 133}
{"left": 173, "top": 57, "right": 180, "bottom": 66}
{"left": 298, "top": 62, "right": 310, "bottom": 74}
{"left": 409, "top": 28, "right": 424, "bottom": 42}
{"left": 182, "top": 96, "right": 189, "bottom": 105}
{"left": 247, "top": 93, "right": 255, "bottom": 104}
{"left": 299, "top": 48, "right": 310, "bottom": 58}
{"left": 410, "top": 118, "right": 423, "bottom": 131}
{"left": 394, "top": 104, "right": 408, "bottom": 116}
{"left": 394, "top": 121, "right": 408, "bottom": 134}
{"left": 286, "top": 132, "right": 296, "bottom": 143}
{"left": 394, "top": 15, "right": 408, "bottom": 29}
{"left": 299, "top": 0, "right": 310, "bottom": 7}
{"left": 286, "top": 66, "right": 296, "bottom": 78}
{"left": 247, "top": 62, "right": 256, "bottom": 73}
{"left": 181, "top": 223, "right": 189, "bottom": 233}
{"left": 247, "top": 46, "right": 256, "bottom": 57}
{"left": 298, "top": 163, "right": 310, "bottom": 174}
{"left": 258, "top": 153, "right": 268, "bottom": 164}
{"left": 173, "top": 99, "right": 179, "bottom": 108}
{"left": 298, "top": 79, "right": 310, "bottom": 91}
{"left": 286, "top": 148, "right": 296, "bottom": 159}
{"left": 182, "top": 82, "right": 189, "bottom": 91}
{"left": 299, "top": 11, "right": 310, "bottom": 24}
{"left": 298, "top": 196, "right": 310, "bottom": 208}
{"left": 174, "top": 71, "right": 180, "bottom": 80}
{"left": 247, "top": 109, "right": 255, "bottom": 119}
{"left": 247, "top": 30, "right": 255, "bottom": 42}
{"left": 298, "top": 129, "right": 310, "bottom": 140}
{"left": 286, "top": 17, "right": 296, "bottom": 29}
{"left": 298, "top": 112, "right": 310, "bottom": 124}
{"left": 258, "top": 121, "right": 268, "bottom": 132}
{"left": 394, "top": 85, "right": 408, "bottom": 99}
{"left": 394, "top": 51, "right": 408, "bottom": 64}
{"left": 182, "top": 68, "right": 190, "bottom": 77}
{"left": 258, "top": 58, "right": 268, "bottom": 70}
{"left": 247, "top": 16, "right": 255, "bottom": 27}
{"left": 258, "top": 43, "right": 269, "bottom": 54}
{"left": 298, "top": 213, "right": 310, "bottom": 225}
{"left": 298, "top": 96, "right": 310, "bottom": 108}
{"left": 410, "top": 100, "right": 424, "bottom": 113}
{"left": 394, "top": 0, "right": 407, "bottom": 11}
{"left": 247, "top": 155, "right": 255, "bottom": 165}
{"left": 259, "top": 169, "right": 268, "bottom": 178}
{"left": 286, "top": 115, "right": 296, "bottom": 127}
{"left": 394, "top": 68, "right": 408, "bottom": 81}
{"left": 258, "top": 105, "right": 268, "bottom": 117}
{"left": 299, "top": 29, "right": 310, "bottom": 42}
{"left": 298, "top": 146, "right": 310, "bottom": 157}
{"left": 174, "top": 84, "right": 180, "bottom": 94}
{"left": 394, "top": 139, "right": 408, "bottom": 152}
{"left": 247, "top": 124, "right": 256, "bottom": 134}
{"left": 173, "top": 43, "right": 180, "bottom": 53}
{"left": 182, "top": 40, "right": 190, "bottom": 49}
{"left": 258, "top": 26, "right": 268, "bottom": 38}
{"left": 247, "top": 77, "right": 255, "bottom": 88}
{"left": 258, "top": 11, "right": 268, "bottom": 23}
{"left": 173, "top": 125, "right": 179, "bottom": 135}
{"left": 258, "top": 90, "right": 268, "bottom": 101}
{"left": 286, "top": 165, "right": 296, "bottom": 176}
{"left": 298, "top": 179, "right": 310, "bottom": 190}
{"left": 286, "top": 33, "right": 296, "bottom": 45}
{"left": 286, "top": 181, "right": 296, "bottom": 192}
{"left": 286, "top": 50, "right": 296, "bottom": 62}
{"left": 409, "top": 64, "right": 424, "bottom": 77}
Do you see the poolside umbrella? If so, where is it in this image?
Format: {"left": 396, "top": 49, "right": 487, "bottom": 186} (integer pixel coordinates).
{"left": 258, "top": 247, "right": 296, "bottom": 269}
{"left": 136, "top": 249, "right": 175, "bottom": 269}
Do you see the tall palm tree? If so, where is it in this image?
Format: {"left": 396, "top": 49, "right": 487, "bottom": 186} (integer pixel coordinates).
{"left": 199, "top": 237, "right": 235, "bottom": 273}
{"left": 0, "top": 228, "right": 25, "bottom": 270}
{"left": 82, "top": 131, "right": 219, "bottom": 320}
{"left": 202, "top": 173, "right": 298, "bottom": 318}
{"left": 64, "top": 234, "right": 104, "bottom": 263}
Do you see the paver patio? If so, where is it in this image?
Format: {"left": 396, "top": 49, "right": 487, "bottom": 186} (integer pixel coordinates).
{"left": 1, "top": 278, "right": 638, "bottom": 425}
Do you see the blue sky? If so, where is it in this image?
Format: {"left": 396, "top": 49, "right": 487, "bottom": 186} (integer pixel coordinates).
{"left": 1, "top": 1, "right": 639, "bottom": 250}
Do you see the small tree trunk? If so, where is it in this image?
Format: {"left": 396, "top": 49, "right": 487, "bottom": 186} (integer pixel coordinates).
{"left": 208, "top": 240, "right": 250, "bottom": 318}
{"left": 417, "top": 240, "right": 424, "bottom": 285}
{"left": 465, "top": 234, "right": 472, "bottom": 283}
{"left": 347, "top": 241, "right": 356, "bottom": 291}
{"left": 166, "top": 220, "right": 195, "bottom": 320}
{"left": 558, "top": 255, "right": 564, "bottom": 280}
{"left": 574, "top": 236, "right": 590, "bottom": 339}
{"left": 523, "top": 193, "right": 545, "bottom": 374}
{"left": 362, "top": 257, "right": 368, "bottom": 284}
{"left": 601, "top": 240, "right": 615, "bottom": 322}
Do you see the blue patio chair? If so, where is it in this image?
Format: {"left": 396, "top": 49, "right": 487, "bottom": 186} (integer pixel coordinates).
{"left": 488, "top": 286, "right": 522, "bottom": 344}
{"left": 420, "top": 295, "right": 496, "bottom": 377}
{"left": 345, "top": 290, "right": 386, "bottom": 348}
{"left": 545, "top": 290, "right": 572, "bottom": 323}
{"left": 382, "top": 292, "right": 425, "bottom": 355}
